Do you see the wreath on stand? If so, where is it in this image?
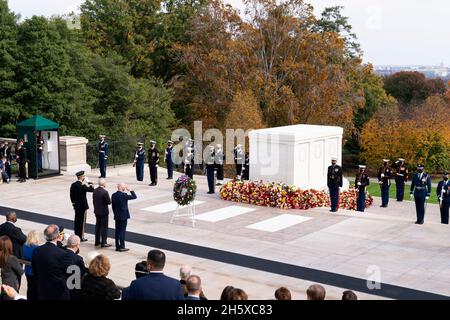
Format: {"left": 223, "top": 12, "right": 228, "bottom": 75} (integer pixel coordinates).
{"left": 173, "top": 175, "right": 197, "bottom": 206}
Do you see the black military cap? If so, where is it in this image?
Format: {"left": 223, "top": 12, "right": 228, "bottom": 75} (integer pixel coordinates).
{"left": 417, "top": 164, "right": 424, "bottom": 169}
{"left": 444, "top": 171, "right": 449, "bottom": 175}
{"left": 58, "top": 225, "right": 65, "bottom": 233}
{"left": 75, "top": 171, "right": 85, "bottom": 177}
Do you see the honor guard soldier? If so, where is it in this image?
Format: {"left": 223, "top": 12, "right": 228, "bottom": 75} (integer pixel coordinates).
{"left": 148, "top": 140, "right": 159, "bottom": 186}
{"left": 437, "top": 172, "right": 450, "bottom": 224}
{"left": 243, "top": 151, "right": 250, "bottom": 180}
{"left": 355, "top": 165, "right": 370, "bottom": 212}
{"left": 215, "top": 144, "right": 225, "bottom": 186}
{"left": 133, "top": 142, "right": 145, "bottom": 181}
{"left": 234, "top": 144, "right": 244, "bottom": 180}
{"left": 36, "top": 133, "right": 44, "bottom": 173}
{"left": 165, "top": 140, "right": 174, "bottom": 180}
{"left": 377, "top": 159, "right": 392, "bottom": 208}
{"left": 70, "top": 171, "right": 94, "bottom": 241}
{"left": 205, "top": 145, "right": 216, "bottom": 194}
{"left": 0, "top": 141, "right": 12, "bottom": 178}
{"left": 16, "top": 139, "right": 28, "bottom": 183}
{"left": 327, "top": 157, "right": 343, "bottom": 212}
{"left": 98, "top": 135, "right": 109, "bottom": 178}
{"left": 184, "top": 145, "right": 194, "bottom": 179}
{"left": 410, "top": 164, "right": 432, "bottom": 224}
{"left": 394, "top": 158, "right": 408, "bottom": 201}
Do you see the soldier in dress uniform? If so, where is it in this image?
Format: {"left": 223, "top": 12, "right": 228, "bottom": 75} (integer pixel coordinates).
{"left": 148, "top": 140, "right": 159, "bottom": 186}
{"left": 70, "top": 171, "right": 94, "bottom": 241}
{"left": 327, "top": 157, "right": 343, "bottom": 212}
{"left": 36, "top": 132, "right": 44, "bottom": 173}
{"left": 215, "top": 144, "right": 225, "bottom": 186}
{"left": 165, "top": 140, "right": 174, "bottom": 180}
{"left": 98, "top": 135, "right": 109, "bottom": 178}
{"left": 205, "top": 145, "right": 216, "bottom": 194}
{"left": 0, "top": 141, "right": 11, "bottom": 178}
{"left": 355, "top": 165, "right": 370, "bottom": 212}
{"left": 133, "top": 142, "right": 145, "bottom": 181}
{"left": 437, "top": 171, "right": 450, "bottom": 224}
{"left": 234, "top": 144, "right": 244, "bottom": 180}
{"left": 377, "top": 159, "right": 393, "bottom": 208}
{"left": 394, "top": 158, "right": 408, "bottom": 201}
{"left": 16, "top": 139, "right": 28, "bottom": 183}
{"left": 243, "top": 151, "right": 250, "bottom": 181}
{"left": 184, "top": 145, "right": 194, "bottom": 179}
{"left": 410, "top": 164, "right": 432, "bottom": 224}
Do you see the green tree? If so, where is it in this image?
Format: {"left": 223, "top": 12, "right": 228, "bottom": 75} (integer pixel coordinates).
{"left": 0, "top": 0, "right": 19, "bottom": 136}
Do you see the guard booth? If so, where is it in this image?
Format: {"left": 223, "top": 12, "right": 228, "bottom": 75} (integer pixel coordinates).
{"left": 16, "top": 115, "right": 61, "bottom": 179}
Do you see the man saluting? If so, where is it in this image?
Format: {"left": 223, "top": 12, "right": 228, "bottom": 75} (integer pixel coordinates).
{"left": 70, "top": 171, "right": 94, "bottom": 241}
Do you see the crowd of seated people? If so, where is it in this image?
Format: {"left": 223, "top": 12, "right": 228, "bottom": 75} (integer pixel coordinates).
{"left": 0, "top": 211, "right": 358, "bottom": 301}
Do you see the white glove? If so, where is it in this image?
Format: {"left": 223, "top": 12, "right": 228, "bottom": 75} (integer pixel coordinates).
{"left": 410, "top": 194, "right": 414, "bottom": 200}
{"left": 381, "top": 173, "right": 384, "bottom": 178}
{"left": 425, "top": 196, "right": 429, "bottom": 200}
{"left": 155, "top": 164, "right": 159, "bottom": 168}
{"left": 357, "top": 182, "right": 361, "bottom": 186}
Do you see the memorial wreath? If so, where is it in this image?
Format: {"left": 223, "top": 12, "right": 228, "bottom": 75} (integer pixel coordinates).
{"left": 220, "top": 180, "right": 373, "bottom": 211}
{"left": 173, "top": 175, "right": 197, "bottom": 206}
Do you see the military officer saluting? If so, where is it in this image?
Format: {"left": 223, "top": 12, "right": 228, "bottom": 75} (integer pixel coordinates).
{"left": 70, "top": 171, "right": 94, "bottom": 241}
{"left": 437, "top": 171, "right": 450, "bottom": 224}
{"left": 183, "top": 139, "right": 194, "bottom": 179}
{"left": 394, "top": 158, "right": 408, "bottom": 201}
{"left": 410, "top": 164, "right": 432, "bottom": 224}
{"left": 355, "top": 165, "right": 370, "bottom": 212}
{"left": 234, "top": 144, "right": 244, "bottom": 180}
{"left": 215, "top": 144, "right": 225, "bottom": 186}
{"left": 327, "top": 157, "right": 343, "bottom": 212}
{"left": 165, "top": 140, "right": 174, "bottom": 180}
{"left": 205, "top": 145, "right": 216, "bottom": 194}
{"left": 98, "top": 135, "right": 109, "bottom": 178}
{"left": 377, "top": 159, "right": 392, "bottom": 208}
{"left": 148, "top": 140, "right": 159, "bottom": 186}
{"left": 133, "top": 142, "right": 145, "bottom": 181}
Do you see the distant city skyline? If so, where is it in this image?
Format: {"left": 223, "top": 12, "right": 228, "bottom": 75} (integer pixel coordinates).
{"left": 6, "top": 0, "right": 449, "bottom": 67}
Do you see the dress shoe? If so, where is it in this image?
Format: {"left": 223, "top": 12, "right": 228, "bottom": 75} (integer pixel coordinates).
{"left": 415, "top": 221, "right": 423, "bottom": 225}
{"left": 80, "top": 238, "right": 88, "bottom": 242}
{"left": 166, "top": 177, "right": 173, "bottom": 180}
{"left": 101, "top": 244, "right": 112, "bottom": 248}
{"left": 118, "top": 248, "right": 130, "bottom": 252}
{"left": 95, "top": 243, "right": 101, "bottom": 247}
{"left": 207, "top": 191, "right": 215, "bottom": 194}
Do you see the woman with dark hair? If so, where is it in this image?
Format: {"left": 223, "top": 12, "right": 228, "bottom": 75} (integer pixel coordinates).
{"left": 220, "top": 285, "right": 235, "bottom": 300}
{"left": 229, "top": 288, "right": 248, "bottom": 300}
{"left": 0, "top": 236, "right": 24, "bottom": 300}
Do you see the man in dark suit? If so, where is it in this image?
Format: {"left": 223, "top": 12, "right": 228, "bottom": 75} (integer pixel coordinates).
{"left": 437, "top": 171, "right": 450, "bottom": 224}
{"left": 111, "top": 183, "right": 137, "bottom": 252}
{"left": 31, "top": 225, "right": 73, "bottom": 300}
{"left": 0, "top": 211, "right": 27, "bottom": 259}
{"left": 186, "top": 275, "right": 204, "bottom": 300}
{"left": 66, "top": 235, "right": 87, "bottom": 300}
{"left": 16, "top": 139, "right": 28, "bottom": 183}
{"left": 70, "top": 171, "right": 94, "bottom": 242}
{"left": 122, "top": 250, "right": 184, "bottom": 300}
{"left": 93, "top": 178, "right": 112, "bottom": 247}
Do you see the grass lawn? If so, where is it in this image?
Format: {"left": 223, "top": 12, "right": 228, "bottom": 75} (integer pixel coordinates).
{"left": 365, "top": 183, "right": 439, "bottom": 205}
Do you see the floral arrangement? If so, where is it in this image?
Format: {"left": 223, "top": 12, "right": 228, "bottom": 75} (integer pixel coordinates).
{"left": 220, "top": 180, "right": 373, "bottom": 211}
{"left": 173, "top": 175, "right": 197, "bottom": 206}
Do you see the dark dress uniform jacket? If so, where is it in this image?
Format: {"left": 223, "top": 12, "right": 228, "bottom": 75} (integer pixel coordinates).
{"left": 31, "top": 242, "right": 73, "bottom": 300}
{"left": 93, "top": 187, "right": 111, "bottom": 217}
{"left": 0, "top": 222, "right": 27, "bottom": 259}
{"left": 70, "top": 181, "right": 94, "bottom": 213}
{"left": 327, "top": 165, "right": 343, "bottom": 188}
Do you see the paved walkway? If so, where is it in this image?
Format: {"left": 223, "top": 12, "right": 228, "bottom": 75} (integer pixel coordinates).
{"left": 1, "top": 165, "right": 449, "bottom": 300}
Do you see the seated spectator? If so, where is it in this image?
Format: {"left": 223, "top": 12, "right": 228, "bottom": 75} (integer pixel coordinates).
{"left": 81, "top": 254, "right": 121, "bottom": 300}
{"left": 342, "top": 290, "right": 358, "bottom": 300}
{"left": 186, "top": 275, "right": 203, "bottom": 301}
{"left": 0, "top": 156, "right": 10, "bottom": 183}
{"left": 230, "top": 288, "right": 248, "bottom": 300}
{"left": 220, "top": 285, "right": 235, "bottom": 300}
{"left": 275, "top": 287, "right": 292, "bottom": 300}
{"left": 122, "top": 249, "right": 184, "bottom": 300}
{"left": 22, "top": 230, "right": 41, "bottom": 300}
{"left": 0, "top": 211, "right": 27, "bottom": 259}
{"left": 179, "top": 264, "right": 192, "bottom": 295}
{"left": 0, "top": 236, "right": 24, "bottom": 300}
{"left": 135, "top": 260, "right": 149, "bottom": 279}
{"left": 66, "top": 235, "right": 88, "bottom": 300}
{"left": 306, "top": 284, "right": 326, "bottom": 300}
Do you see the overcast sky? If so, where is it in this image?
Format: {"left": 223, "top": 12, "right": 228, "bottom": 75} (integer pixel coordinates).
{"left": 6, "top": 0, "right": 449, "bottom": 66}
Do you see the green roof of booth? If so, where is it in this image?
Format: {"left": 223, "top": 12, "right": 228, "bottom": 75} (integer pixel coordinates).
{"left": 17, "top": 115, "right": 60, "bottom": 130}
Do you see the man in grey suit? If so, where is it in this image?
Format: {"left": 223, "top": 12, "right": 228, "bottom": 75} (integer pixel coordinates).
{"left": 93, "top": 179, "right": 112, "bottom": 247}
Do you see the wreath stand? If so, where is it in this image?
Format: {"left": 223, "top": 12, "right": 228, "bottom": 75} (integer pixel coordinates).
{"left": 170, "top": 202, "right": 196, "bottom": 227}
